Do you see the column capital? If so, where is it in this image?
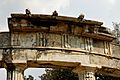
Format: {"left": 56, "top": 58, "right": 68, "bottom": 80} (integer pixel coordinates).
{"left": 78, "top": 71, "right": 96, "bottom": 80}
{"left": 73, "top": 65, "right": 98, "bottom": 74}
{"left": 72, "top": 65, "right": 100, "bottom": 80}
{"left": 6, "top": 63, "right": 27, "bottom": 80}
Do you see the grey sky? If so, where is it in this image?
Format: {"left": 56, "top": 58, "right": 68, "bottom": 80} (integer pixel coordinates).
{"left": 0, "top": 0, "right": 120, "bottom": 31}
{"left": 0, "top": 0, "right": 120, "bottom": 79}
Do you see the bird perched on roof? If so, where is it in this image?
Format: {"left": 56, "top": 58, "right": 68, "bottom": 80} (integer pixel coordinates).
{"left": 25, "top": 8, "right": 31, "bottom": 16}
{"left": 52, "top": 10, "right": 58, "bottom": 16}
{"left": 78, "top": 14, "right": 85, "bottom": 21}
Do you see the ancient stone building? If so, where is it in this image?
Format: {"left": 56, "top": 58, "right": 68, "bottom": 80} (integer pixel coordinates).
{"left": 0, "top": 11, "right": 120, "bottom": 80}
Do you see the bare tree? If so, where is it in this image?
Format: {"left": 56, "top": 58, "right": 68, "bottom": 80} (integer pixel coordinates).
{"left": 113, "top": 22, "right": 120, "bottom": 44}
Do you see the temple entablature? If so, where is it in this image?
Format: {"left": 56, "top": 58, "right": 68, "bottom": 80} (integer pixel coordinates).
{"left": 0, "top": 11, "right": 120, "bottom": 80}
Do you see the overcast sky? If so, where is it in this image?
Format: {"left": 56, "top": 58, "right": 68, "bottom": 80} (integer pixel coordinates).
{"left": 0, "top": 0, "right": 120, "bottom": 79}
{"left": 0, "top": 0, "right": 120, "bottom": 31}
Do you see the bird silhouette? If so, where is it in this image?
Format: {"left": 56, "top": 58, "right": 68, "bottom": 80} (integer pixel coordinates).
{"left": 52, "top": 10, "right": 58, "bottom": 16}
{"left": 78, "top": 14, "right": 84, "bottom": 21}
{"left": 25, "top": 9, "right": 31, "bottom": 16}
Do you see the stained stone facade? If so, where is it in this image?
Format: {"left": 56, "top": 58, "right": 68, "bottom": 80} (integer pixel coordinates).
{"left": 0, "top": 11, "right": 120, "bottom": 80}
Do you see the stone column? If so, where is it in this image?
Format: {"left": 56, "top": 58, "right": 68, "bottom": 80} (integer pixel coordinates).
{"left": 7, "top": 69, "right": 13, "bottom": 80}
{"left": 6, "top": 64, "right": 26, "bottom": 80}
{"left": 73, "top": 66, "right": 96, "bottom": 80}
{"left": 78, "top": 71, "right": 95, "bottom": 80}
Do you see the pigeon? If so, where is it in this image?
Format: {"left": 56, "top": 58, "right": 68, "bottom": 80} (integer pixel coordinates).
{"left": 78, "top": 14, "right": 84, "bottom": 21}
{"left": 25, "top": 9, "right": 31, "bottom": 16}
{"left": 52, "top": 10, "right": 58, "bottom": 16}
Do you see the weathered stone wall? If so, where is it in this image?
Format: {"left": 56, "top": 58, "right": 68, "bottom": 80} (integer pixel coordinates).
{"left": 0, "top": 32, "right": 10, "bottom": 63}
{"left": 11, "top": 32, "right": 111, "bottom": 55}
{"left": 9, "top": 31, "right": 116, "bottom": 68}
{"left": 90, "top": 54, "right": 120, "bottom": 69}
{"left": 11, "top": 32, "right": 83, "bottom": 48}
{"left": 112, "top": 44, "right": 120, "bottom": 58}
{"left": 12, "top": 49, "right": 90, "bottom": 65}
{"left": 0, "top": 32, "right": 10, "bottom": 48}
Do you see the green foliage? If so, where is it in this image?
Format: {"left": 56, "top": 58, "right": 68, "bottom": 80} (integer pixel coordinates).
{"left": 39, "top": 68, "right": 79, "bottom": 80}
{"left": 39, "top": 68, "right": 120, "bottom": 80}
{"left": 24, "top": 75, "right": 34, "bottom": 80}
{"left": 96, "top": 74, "right": 120, "bottom": 80}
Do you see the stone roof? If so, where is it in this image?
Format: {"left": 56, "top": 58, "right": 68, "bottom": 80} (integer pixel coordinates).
{"left": 10, "top": 13, "right": 103, "bottom": 26}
